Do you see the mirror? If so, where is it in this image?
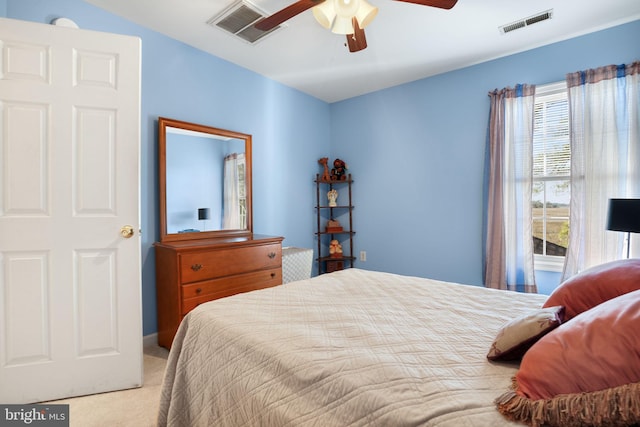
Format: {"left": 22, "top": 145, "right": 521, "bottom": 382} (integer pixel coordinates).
{"left": 158, "top": 117, "right": 252, "bottom": 242}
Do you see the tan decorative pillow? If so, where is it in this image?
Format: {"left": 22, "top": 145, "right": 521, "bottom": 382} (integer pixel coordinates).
{"left": 487, "top": 306, "right": 564, "bottom": 361}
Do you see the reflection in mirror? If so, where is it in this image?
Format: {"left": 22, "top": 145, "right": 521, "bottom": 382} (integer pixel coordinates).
{"left": 158, "top": 117, "right": 252, "bottom": 242}
{"left": 165, "top": 129, "right": 246, "bottom": 233}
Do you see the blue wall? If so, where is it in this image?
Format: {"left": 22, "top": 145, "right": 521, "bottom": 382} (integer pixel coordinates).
{"left": 3, "top": 0, "right": 330, "bottom": 335}
{"left": 165, "top": 134, "right": 225, "bottom": 233}
{"left": 3, "top": 0, "right": 639, "bottom": 334}
{"left": 330, "top": 20, "right": 640, "bottom": 289}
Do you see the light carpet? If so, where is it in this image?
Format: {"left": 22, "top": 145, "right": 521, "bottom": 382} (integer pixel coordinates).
{"left": 45, "top": 344, "right": 169, "bottom": 427}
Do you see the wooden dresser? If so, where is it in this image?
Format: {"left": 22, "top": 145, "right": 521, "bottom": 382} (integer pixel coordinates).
{"left": 154, "top": 234, "right": 284, "bottom": 348}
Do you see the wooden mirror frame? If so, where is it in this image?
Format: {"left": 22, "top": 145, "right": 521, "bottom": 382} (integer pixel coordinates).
{"left": 158, "top": 117, "right": 252, "bottom": 242}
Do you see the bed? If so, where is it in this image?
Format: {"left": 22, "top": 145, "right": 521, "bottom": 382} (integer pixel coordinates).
{"left": 158, "top": 268, "right": 549, "bottom": 426}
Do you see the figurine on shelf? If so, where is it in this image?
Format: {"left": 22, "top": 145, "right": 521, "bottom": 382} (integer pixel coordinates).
{"left": 331, "top": 158, "right": 348, "bottom": 181}
{"left": 327, "top": 189, "right": 338, "bottom": 207}
{"left": 329, "top": 239, "right": 343, "bottom": 258}
{"left": 318, "top": 157, "right": 331, "bottom": 182}
{"left": 326, "top": 218, "right": 343, "bottom": 233}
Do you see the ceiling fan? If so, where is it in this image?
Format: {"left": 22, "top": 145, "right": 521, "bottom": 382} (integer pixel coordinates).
{"left": 254, "top": 0, "right": 457, "bottom": 53}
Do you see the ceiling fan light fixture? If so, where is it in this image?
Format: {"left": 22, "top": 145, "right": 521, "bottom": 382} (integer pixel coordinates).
{"left": 335, "top": 0, "right": 360, "bottom": 18}
{"left": 331, "top": 15, "right": 355, "bottom": 34}
{"left": 312, "top": 1, "right": 335, "bottom": 29}
{"left": 314, "top": 0, "right": 376, "bottom": 34}
{"left": 331, "top": 0, "right": 363, "bottom": 33}
{"left": 355, "top": 0, "right": 378, "bottom": 28}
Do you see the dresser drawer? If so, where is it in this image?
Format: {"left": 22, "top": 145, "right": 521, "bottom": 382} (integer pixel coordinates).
{"left": 155, "top": 234, "right": 284, "bottom": 349}
{"left": 181, "top": 267, "right": 281, "bottom": 314}
{"left": 180, "top": 243, "right": 281, "bottom": 284}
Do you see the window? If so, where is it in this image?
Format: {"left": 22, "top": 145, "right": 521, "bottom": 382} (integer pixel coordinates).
{"left": 532, "top": 82, "right": 570, "bottom": 271}
{"left": 237, "top": 159, "right": 247, "bottom": 230}
{"left": 223, "top": 153, "right": 247, "bottom": 230}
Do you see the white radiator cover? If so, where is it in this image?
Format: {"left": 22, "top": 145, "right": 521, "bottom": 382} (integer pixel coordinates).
{"left": 282, "top": 247, "right": 313, "bottom": 284}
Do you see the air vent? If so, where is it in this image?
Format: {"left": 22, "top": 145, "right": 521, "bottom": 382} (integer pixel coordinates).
{"left": 207, "top": 1, "right": 281, "bottom": 44}
{"left": 499, "top": 9, "right": 553, "bottom": 34}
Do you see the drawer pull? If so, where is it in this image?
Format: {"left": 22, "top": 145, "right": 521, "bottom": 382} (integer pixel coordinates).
{"left": 271, "top": 273, "right": 276, "bottom": 278}
{"left": 268, "top": 252, "right": 276, "bottom": 259}
{"left": 191, "top": 264, "right": 203, "bottom": 272}
{"left": 196, "top": 288, "right": 202, "bottom": 294}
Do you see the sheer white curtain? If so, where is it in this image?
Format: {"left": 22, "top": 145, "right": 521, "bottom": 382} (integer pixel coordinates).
{"left": 562, "top": 62, "right": 640, "bottom": 279}
{"left": 223, "top": 153, "right": 245, "bottom": 229}
{"left": 485, "top": 85, "right": 537, "bottom": 292}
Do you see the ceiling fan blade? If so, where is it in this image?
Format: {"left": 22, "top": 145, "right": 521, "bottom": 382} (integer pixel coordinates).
{"left": 346, "top": 18, "right": 367, "bottom": 53}
{"left": 254, "top": 0, "right": 326, "bottom": 31}
{"left": 393, "top": 0, "right": 457, "bottom": 9}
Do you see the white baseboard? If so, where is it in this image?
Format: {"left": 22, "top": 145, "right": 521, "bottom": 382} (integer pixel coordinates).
{"left": 143, "top": 333, "right": 158, "bottom": 348}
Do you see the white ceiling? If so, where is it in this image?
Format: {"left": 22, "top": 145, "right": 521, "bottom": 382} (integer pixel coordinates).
{"left": 83, "top": 0, "right": 640, "bottom": 103}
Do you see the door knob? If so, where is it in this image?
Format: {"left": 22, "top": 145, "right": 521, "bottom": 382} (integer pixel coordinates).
{"left": 120, "top": 225, "right": 134, "bottom": 238}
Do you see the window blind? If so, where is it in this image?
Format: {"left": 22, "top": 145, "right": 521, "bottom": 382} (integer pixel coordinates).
{"left": 533, "top": 86, "right": 570, "bottom": 178}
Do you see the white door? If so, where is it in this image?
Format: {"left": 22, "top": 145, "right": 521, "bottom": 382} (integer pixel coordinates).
{"left": 0, "top": 17, "right": 142, "bottom": 403}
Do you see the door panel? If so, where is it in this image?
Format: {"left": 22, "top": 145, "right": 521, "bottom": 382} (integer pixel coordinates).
{"left": 3, "top": 251, "right": 51, "bottom": 367}
{"left": 74, "top": 107, "right": 117, "bottom": 213}
{"left": 3, "top": 102, "right": 49, "bottom": 214}
{"left": 0, "top": 17, "right": 142, "bottom": 404}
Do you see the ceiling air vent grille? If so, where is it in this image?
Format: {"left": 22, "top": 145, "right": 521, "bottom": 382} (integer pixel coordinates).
{"left": 500, "top": 9, "right": 553, "bottom": 34}
{"left": 207, "top": 1, "right": 281, "bottom": 44}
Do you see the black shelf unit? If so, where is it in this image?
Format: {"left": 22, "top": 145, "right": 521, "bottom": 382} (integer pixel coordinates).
{"left": 315, "top": 173, "right": 355, "bottom": 274}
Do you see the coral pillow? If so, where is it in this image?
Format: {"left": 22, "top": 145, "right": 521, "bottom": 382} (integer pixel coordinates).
{"left": 543, "top": 258, "right": 640, "bottom": 320}
{"left": 486, "top": 306, "right": 564, "bottom": 361}
{"left": 496, "top": 289, "right": 640, "bottom": 426}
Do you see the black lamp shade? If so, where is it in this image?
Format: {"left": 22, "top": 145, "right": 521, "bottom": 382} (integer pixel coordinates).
{"left": 607, "top": 199, "right": 640, "bottom": 233}
{"left": 198, "top": 208, "right": 210, "bottom": 221}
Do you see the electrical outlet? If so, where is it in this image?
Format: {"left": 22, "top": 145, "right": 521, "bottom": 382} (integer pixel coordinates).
{"left": 360, "top": 251, "right": 366, "bottom": 262}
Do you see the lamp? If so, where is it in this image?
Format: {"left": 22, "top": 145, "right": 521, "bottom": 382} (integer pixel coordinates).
{"left": 312, "top": 0, "right": 378, "bottom": 35}
{"left": 198, "top": 208, "right": 210, "bottom": 231}
{"left": 606, "top": 198, "right": 640, "bottom": 258}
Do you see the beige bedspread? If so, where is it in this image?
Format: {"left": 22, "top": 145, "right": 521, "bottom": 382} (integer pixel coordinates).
{"left": 158, "top": 268, "right": 548, "bottom": 426}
